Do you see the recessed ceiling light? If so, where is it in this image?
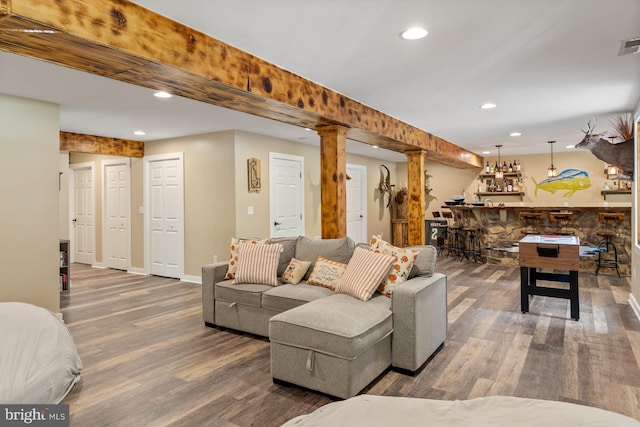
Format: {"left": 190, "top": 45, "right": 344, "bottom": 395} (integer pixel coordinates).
{"left": 510, "top": 132, "right": 522, "bottom": 137}
{"left": 480, "top": 103, "right": 496, "bottom": 109}
{"left": 482, "top": 151, "right": 491, "bottom": 154}
{"left": 566, "top": 145, "right": 575, "bottom": 149}
{"left": 372, "top": 145, "right": 379, "bottom": 149}
{"left": 304, "top": 128, "right": 312, "bottom": 131}
{"left": 154, "top": 91, "right": 172, "bottom": 98}
{"left": 401, "top": 27, "right": 428, "bottom": 40}
{"left": 134, "top": 130, "right": 146, "bottom": 136}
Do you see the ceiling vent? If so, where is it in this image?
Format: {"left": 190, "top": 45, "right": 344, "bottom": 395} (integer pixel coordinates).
{"left": 618, "top": 37, "right": 640, "bottom": 56}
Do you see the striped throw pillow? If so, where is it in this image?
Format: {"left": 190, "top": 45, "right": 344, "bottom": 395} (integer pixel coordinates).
{"left": 336, "top": 247, "right": 394, "bottom": 301}
{"left": 225, "top": 237, "right": 267, "bottom": 280}
{"left": 234, "top": 243, "right": 283, "bottom": 286}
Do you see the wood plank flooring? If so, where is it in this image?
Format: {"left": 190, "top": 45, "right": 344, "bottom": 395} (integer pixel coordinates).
{"left": 61, "top": 258, "right": 640, "bottom": 426}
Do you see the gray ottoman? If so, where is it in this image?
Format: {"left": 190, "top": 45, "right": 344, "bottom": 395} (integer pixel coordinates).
{"left": 269, "top": 294, "right": 392, "bottom": 399}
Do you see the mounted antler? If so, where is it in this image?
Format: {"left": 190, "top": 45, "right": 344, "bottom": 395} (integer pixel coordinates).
{"left": 377, "top": 164, "right": 393, "bottom": 207}
{"left": 581, "top": 116, "right": 597, "bottom": 135}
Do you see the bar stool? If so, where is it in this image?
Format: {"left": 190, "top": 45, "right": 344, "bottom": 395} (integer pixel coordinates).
{"left": 596, "top": 212, "right": 624, "bottom": 277}
{"left": 442, "top": 211, "right": 463, "bottom": 258}
{"left": 462, "top": 225, "right": 483, "bottom": 263}
{"left": 432, "top": 211, "right": 441, "bottom": 219}
{"left": 549, "top": 211, "right": 574, "bottom": 235}
{"left": 519, "top": 212, "right": 542, "bottom": 235}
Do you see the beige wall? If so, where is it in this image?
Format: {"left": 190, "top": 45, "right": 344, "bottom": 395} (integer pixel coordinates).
{"left": 59, "top": 151, "right": 71, "bottom": 240}
{"left": 145, "top": 131, "right": 236, "bottom": 277}
{"left": 0, "top": 94, "right": 60, "bottom": 313}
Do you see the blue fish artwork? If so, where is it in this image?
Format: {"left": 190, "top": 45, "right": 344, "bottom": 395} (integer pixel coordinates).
{"left": 531, "top": 169, "right": 591, "bottom": 197}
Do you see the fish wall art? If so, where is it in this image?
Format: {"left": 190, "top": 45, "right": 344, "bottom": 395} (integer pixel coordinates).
{"left": 531, "top": 169, "right": 591, "bottom": 197}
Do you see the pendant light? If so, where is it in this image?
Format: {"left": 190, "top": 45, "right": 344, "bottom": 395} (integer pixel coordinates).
{"left": 495, "top": 145, "right": 503, "bottom": 179}
{"left": 547, "top": 140, "right": 557, "bottom": 178}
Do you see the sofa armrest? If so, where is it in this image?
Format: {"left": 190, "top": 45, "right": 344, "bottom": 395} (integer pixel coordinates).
{"left": 202, "top": 262, "right": 229, "bottom": 325}
{"left": 391, "top": 272, "right": 447, "bottom": 372}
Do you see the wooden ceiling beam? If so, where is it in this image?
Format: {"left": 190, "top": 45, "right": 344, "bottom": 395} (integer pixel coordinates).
{"left": 1, "top": 0, "right": 482, "bottom": 169}
{"left": 60, "top": 131, "right": 144, "bottom": 157}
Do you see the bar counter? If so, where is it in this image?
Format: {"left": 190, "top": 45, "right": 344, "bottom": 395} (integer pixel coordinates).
{"left": 441, "top": 204, "right": 631, "bottom": 274}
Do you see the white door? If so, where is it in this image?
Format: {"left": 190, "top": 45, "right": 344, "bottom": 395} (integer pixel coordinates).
{"left": 105, "top": 162, "right": 130, "bottom": 271}
{"left": 346, "top": 164, "right": 367, "bottom": 243}
{"left": 72, "top": 166, "right": 95, "bottom": 265}
{"left": 270, "top": 153, "right": 304, "bottom": 238}
{"left": 146, "top": 154, "right": 184, "bottom": 279}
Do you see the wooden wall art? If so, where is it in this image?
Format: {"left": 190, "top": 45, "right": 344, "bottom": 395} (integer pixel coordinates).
{"left": 248, "top": 158, "right": 261, "bottom": 192}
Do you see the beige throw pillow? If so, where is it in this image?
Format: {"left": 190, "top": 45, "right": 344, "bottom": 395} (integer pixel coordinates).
{"left": 336, "top": 247, "right": 394, "bottom": 301}
{"left": 225, "top": 237, "right": 267, "bottom": 280}
{"left": 307, "top": 257, "right": 347, "bottom": 291}
{"left": 281, "top": 258, "right": 312, "bottom": 285}
{"left": 234, "top": 243, "right": 283, "bottom": 287}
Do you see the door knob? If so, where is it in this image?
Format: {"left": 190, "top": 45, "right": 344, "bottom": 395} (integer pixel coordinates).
{"left": 274, "top": 221, "right": 281, "bottom": 227}
{"left": 72, "top": 218, "right": 77, "bottom": 223}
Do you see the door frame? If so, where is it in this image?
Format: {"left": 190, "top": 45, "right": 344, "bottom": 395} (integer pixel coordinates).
{"left": 269, "top": 152, "right": 305, "bottom": 238}
{"left": 346, "top": 163, "right": 368, "bottom": 243}
{"left": 143, "top": 152, "right": 185, "bottom": 278}
{"left": 69, "top": 162, "right": 95, "bottom": 266}
{"left": 102, "top": 158, "right": 131, "bottom": 272}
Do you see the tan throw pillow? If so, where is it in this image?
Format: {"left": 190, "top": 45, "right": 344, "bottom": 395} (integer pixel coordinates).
{"left": 281, "top": 258, "right": 312, "bottom": 285}
{"left": 234, "top": 243, "right": 283, "bottom": 287}
{"left": 336, "top": 247, "right": 394, "bottom": 301}
{"left": 370, "top": 235, "right": 418, "bottom": 298}
{"left": 307, "top": 256, "right": 347, "bottom": 291}
{"left": 225, "top": 237, "right": 267, "bottom": 280}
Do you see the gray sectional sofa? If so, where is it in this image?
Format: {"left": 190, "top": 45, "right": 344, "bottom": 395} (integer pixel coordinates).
{"left": 201, "top": 236, "right": 447, "bottom": 399}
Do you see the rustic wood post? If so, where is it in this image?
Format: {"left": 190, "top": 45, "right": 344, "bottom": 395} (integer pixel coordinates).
{"left": 406, "top": 150, "right": 426, "bottom": 246}
{"left": 318, "top": 125, "right": 349, "bottom": 239}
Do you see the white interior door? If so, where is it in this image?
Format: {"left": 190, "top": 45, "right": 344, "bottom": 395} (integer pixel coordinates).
{"left": 346, "top": 164, "right": 367, "bottom": 243}
{"left": 72, "top": 166, "right": 95, "bottom": 265}
{"left": 270, "top": 153, "right": 304, "bottom": 238}
{"left": 146, "top": 154, "right": 184, "bottom": 279}
{"left": 105, "top": 162, "right": 130, "bottom": 271}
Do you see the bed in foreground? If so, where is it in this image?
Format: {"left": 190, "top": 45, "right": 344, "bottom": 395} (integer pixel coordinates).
{"left": 0, "top": 302, "right": 82, "bottom": 404}
{"left": 281, "top": 394, "right": 639, "bottom": 427}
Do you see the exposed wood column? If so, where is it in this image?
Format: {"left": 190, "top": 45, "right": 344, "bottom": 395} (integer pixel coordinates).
{"left": 60, "top": 132, "right": 144, "bottom": 157}
{"left": 406, "top": 150, "right": 426, "bottom": 246}
{"left": 318, "top": 125, "right": 349, "bottom": 239}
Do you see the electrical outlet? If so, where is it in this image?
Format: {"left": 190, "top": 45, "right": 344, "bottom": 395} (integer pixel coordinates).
{"left": 213, "top": 255, "right": 218, "bottom": 264}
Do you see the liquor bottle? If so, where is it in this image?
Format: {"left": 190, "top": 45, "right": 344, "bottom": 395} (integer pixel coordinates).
{"left": 485, "top": 161, "right": 490, "bottom": 173}
{"left": 516, "top": 160, "right": 521, "bottom": 171}
{"left": 508, "top": 163, "right": 513, "bottom": 172}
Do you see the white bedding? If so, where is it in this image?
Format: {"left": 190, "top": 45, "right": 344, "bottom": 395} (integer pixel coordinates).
{"left": 0, "top": 302, "right": 82, "bottom": 404}
{"left": 282, "top": 394, "right": 640, "bottom": 427}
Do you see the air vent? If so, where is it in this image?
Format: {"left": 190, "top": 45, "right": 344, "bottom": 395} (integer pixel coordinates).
{"left": 618, "top": 37, "right": 640, "bottom": 56}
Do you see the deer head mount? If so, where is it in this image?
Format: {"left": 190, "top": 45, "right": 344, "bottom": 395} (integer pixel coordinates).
{"left": 575, "top": 116, "right": 634, "bottom": 181}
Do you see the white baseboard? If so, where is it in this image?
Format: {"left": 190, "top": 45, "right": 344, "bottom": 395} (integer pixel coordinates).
{"left": 629, "top": 294, "right": 640, "bottom": 322}
{"left": 182, "top": 275, "right": 202, "bottom": 285}
{"left": 92, "top": 262, "right": 106, "bottom": 269}
{"left": 128, "top": 267, "right": 146, "bottom": 276}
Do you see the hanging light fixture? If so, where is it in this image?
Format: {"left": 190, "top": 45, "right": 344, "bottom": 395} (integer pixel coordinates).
{"left": 547, "top": 140, "right": 557, "bottom": 177}
{"left": 495, "top": 145, "right": 503, "bottom": 179}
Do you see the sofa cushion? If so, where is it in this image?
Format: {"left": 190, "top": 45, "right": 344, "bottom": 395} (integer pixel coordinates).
{"left": 262, "top": 284, "right": 334, "bottom": 312}
{"left": 370, "top": 236, "right": 419, "bottom": 298}
{"left": 269, "top": 294, "right": 392, "bottom": 359}
{"left": 281, "top": 258, "right": 312, "bottom": 285}
{"left": 269, "top": 237, "right": 298, "bottom": 276}
{"left": 307, "top": 257, "right": 347, "bottom": 291}
{"left": 215, "top": 281, "right": 272, "bottom": 307}
{"left": 225, "top": 237, "right": 267, "bottom": 280}
{"left": 407, "top": 245, "right": 437, "bottom": 279}
{"left": 335, "top": 247, "right": 394, "bottom": 302}
{"left": 235, "top": 242, "right": 282, "bottom": 287}
{"left": 295, "top": 236, "right": 355, "bottom": 279}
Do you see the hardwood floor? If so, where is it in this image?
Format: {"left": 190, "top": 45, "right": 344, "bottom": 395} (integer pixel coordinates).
{"left": 61, "top": 259, "right": 640, "bottom": 426}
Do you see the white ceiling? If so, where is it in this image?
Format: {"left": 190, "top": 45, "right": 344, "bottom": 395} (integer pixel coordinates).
{"left": 1, "top": 0, "right": 639, "bottom": 162}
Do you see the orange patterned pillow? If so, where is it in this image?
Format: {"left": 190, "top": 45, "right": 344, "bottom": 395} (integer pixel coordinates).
{"left": 369, "top": 235, "right": 418, "bottom": 298}
{"left": 225, "top": 237, "right": 267, "bottom": 280}
{"left": 281, "top": 258, "right": 312, "bottom": 285}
